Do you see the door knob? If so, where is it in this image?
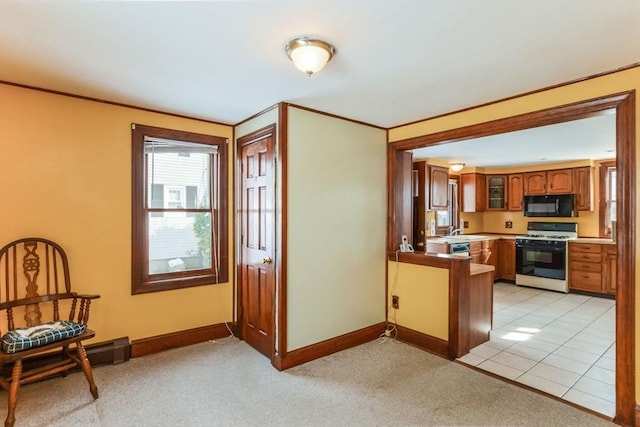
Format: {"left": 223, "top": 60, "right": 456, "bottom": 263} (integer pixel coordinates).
{"left": 261, "top": 257, "right": 273, "bottom": 264}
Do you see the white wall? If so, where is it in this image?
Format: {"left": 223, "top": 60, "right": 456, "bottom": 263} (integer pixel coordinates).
{"left": 286, "top": 107, "right": 387, "bottom": 351}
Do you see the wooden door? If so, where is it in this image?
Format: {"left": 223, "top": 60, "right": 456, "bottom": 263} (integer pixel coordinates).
{"left": 573, "top": 166, "right": 594, "bottom": 211}
{"left": 507, "top": 174, "right": 523, "bottom": 211}
{"left": 523, "top": 171, "right": 547, "bottom": 195}
{"left": 238, "top": 129, "right": 275, "bottom": 358}
{"left": 428, "top": 165, "right": 449, "bottom": 210}
{"left": 547, "top": 169, "right": 573, "bottom": 193}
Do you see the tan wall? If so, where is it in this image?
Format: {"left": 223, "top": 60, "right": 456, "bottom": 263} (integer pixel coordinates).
{"left": 286, "top": 106, "right": 387, "bottom": 351}
{"left": 0, "top": 83, "right": 234, "bottom": 342}
{"left": 389, "top": 66, "right": 640, "bottom": 401}
{"left": 387, "top": 261, "right": 449, "bottom": 340}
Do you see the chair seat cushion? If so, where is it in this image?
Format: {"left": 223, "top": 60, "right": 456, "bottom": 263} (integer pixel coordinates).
{"left": 1, "top": 320, "right": 87, "bottom": 353}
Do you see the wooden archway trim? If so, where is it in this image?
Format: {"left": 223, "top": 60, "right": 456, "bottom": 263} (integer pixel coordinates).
{"left": 387, "top": 91, "right": 635, "bottom": 426}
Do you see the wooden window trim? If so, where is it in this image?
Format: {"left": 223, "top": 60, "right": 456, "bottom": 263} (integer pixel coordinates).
{"left": 598, "top": 160, "right": 616, "bottom": 238}
{"left": 131, "top": 124, "right": 228, "bottom": 295}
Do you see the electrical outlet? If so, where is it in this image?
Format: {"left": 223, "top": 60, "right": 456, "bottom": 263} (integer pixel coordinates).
{"left": 392, "top": 295, "right": 400, "bottom": 309}
{"left": 505, "top": 221, "right": 513, "bottom": 229}
{"left": 463, "top": 221, "right": 469, "bottom": 228}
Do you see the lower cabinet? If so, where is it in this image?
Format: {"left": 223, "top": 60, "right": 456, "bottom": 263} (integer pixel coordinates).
{"left": 497, "top": 239, "right": 516, "bottom": 281}
{"left": 569, "top": 242, "right": 617, "bottom": 296}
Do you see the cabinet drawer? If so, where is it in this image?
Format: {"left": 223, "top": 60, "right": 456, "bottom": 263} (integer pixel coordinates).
{"left": 569, "top": 243, "right": 602, "bottom": 254}
{"left": 570, "top": 252, "right": 601, "bottom": 263}
{"left": 570, "top": 261, "right": 602, "bottom": 273}
{"left": 571, "top": 271, "right": 602, "bottom": 289}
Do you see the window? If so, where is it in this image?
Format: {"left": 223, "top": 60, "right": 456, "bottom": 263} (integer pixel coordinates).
{"left": 132, "top": 124, "right": 228, "bottom": 294}
{"left": 435, "top": 178, "right": 459, "bottom": 234}
{"left": 599, "top": 160, "right": 616, "bottom": 238}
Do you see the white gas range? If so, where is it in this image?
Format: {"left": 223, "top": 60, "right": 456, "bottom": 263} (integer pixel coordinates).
{"left": 515, "top": 222, "right": 578, "bottom": 293}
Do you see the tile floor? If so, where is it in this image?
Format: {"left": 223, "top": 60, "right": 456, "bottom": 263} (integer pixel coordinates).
{"left": 458, "top": 282, "right": 616, "bottom": 417}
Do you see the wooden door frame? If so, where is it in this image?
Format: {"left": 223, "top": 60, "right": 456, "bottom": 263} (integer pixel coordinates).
{"left": 387, "top": 91, "right": 636, "bottom": 425}
{"left": 235, "top": 123, "right": 278, "bottom": 359}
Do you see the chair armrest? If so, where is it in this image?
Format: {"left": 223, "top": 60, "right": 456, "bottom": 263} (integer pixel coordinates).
{"left": 74, "top": 294, "right": 101, "bottom": 300}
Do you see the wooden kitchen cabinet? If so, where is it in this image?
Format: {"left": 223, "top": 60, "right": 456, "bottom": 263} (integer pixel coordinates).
{"left": 461, "top": 173, "right": 486, "bottom": 212}
{"left": 507, "top": 174, "right": 524, "bottom": 211}
{"left": 497, "top": 239, "right": 516, "bottom": 281}
{"left": 573, "top": 166, "right": 594, "bottom": 211}
{"left": 603, "top": 245, "right": 617, "bottom": 295}
{"left": 482, "top": 239, "right": 498, "bottom": 282}
{"left": 469, "top": 241, "right": 482, "bottom": 263}
{"left": 486, "top": 175, "right": 507, "bottom": 210}
{"left": 547, "top": 169, "right": 573, "bottom": 193}
{"left": 569, "top": 242, "right": 604, "bottom": 293}
{"left": 428, "top": 165, "right": 450, "bottom": 210}
{"left": 524, "top": 169, "right": 573, "bottom": 195}
{"left": 523, "top": 171, "right": 547, "bottom": 195}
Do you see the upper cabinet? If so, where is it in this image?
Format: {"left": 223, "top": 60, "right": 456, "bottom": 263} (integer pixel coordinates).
{"left": 486, "top": 175, "right": 507, "bottom": 210}
{"left": 461, "top": 173, "right": 486, "bottom": 212}
{"left": 523, "top": 171, "right": 546, "bottom": 195}
{"left": 507, "top": 174, "right": 523, "bottom": 211}
{"left": 429, "top": 165, "right": 449, "bottom": 210}
{"left": 547, "top": 169, "right": 573, "bottom": 193}
{"left": 573, "top": 166, "right": 594, "bottom": 211}
{"left": 524, "top": 169, "right": 573, "bottom": 195}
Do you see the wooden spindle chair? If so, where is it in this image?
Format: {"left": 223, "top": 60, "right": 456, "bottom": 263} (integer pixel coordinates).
{"left": 0, "top": 238, "right": 100, "bottom": 427}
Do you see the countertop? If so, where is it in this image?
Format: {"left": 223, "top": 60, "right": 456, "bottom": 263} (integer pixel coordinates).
{"left": 470, "top": 263, "right": 495, "bottom": 276}
{"left": 572, "top": 238, "right": 617, "bottom": 245}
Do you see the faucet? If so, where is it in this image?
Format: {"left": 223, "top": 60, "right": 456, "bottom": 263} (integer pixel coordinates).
{"left": 449, "top": 227, "right": 462, "bottom": 236}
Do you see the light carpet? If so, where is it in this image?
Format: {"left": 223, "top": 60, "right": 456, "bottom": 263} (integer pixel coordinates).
{"left": 0, "top": 336, "right": 614, "bottom": 426}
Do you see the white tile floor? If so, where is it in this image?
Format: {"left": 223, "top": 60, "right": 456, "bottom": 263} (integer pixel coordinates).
{"left": 458, "top": 282, "right": 616, "bottom": 417}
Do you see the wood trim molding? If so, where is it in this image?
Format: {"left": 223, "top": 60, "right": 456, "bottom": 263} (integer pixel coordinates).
{"left": 130, "top": 323, "right": 233, "bottom": 358}
{"left": 392, "top": 92, "right": 631, "bottom": 151}
{"left": 635, "top": 404, "right": 639, "bottom": 427}
{"left": 395, "top": 325, "right": 448, "bottom": 359}
{"left": 390, "top": 63, "right": 640, "bottom": 130}
{"left": 598, "top": 160, "right": 617, "bottom": 238}
{"left": 387, "top": 90, "right": 636, "bottom": 426}
{"left": 0, "top": 80, "right": 232, "bottom": 127}
{"left": 448, "top": 258, "right": 471, "bottom": 359}
{"left": 276, "top": 103, "right": 288, "bottom": 360}
{"left": 272, "top": 322, "right": 386, "bottom": 371}
{"left": 287, "top": 103, "right": 386, "bottom": 130}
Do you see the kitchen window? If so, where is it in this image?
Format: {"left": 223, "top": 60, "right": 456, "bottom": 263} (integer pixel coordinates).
{"left": 599, "top": 160, "right": 616, "bottom": 238}
{"left": 131, "top": 124, "right": 228, "bottom": 294}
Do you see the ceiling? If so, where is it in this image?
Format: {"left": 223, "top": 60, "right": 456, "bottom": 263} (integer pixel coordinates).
{"left": 1, "top": 1, "right": 630, "bottom": 393}
{"left": 0, "top": 1, "right": 638, "bottom": 131}
{"left": 412, "top": 112, "right": 617, "bottom": 168}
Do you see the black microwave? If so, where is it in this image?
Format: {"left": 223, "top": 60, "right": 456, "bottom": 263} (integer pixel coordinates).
{"left": 523, "top": 194, "right": 575, "bottom": 217}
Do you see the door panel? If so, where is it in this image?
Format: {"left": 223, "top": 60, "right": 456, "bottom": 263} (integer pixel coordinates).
{"left": 239, "top": 130, "right": 275, "bottom": 358}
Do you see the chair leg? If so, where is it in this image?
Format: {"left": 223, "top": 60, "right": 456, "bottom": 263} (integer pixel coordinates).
{"left": 76, "top": 342, "right": 98, "bottom": 399}
{"left": 5, "top": 360, "right": 22, "bottom": 427}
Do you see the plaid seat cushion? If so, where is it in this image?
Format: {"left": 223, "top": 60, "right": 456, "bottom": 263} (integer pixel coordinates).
{"left": 1, "top": 320, "right": 86, "bottom": 353}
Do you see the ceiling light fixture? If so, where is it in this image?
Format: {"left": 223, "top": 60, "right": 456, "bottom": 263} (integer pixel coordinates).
{"left": 449, "top": 163, "right": 465, "bottom": 172}
{"left": 285, "top": 37, "right": 335, "bottom": 76}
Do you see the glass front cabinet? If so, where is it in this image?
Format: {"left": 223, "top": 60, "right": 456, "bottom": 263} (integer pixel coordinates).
{"left": 486, "top": 175, "right": 507, "bottom": 210}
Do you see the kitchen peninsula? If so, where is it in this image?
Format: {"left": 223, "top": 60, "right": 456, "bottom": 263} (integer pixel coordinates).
{"left": 386, "top": 250, "right": 494, "bottom": 359}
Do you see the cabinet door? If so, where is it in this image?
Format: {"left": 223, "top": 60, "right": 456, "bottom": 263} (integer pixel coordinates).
{"left": 486, "top": 175, "right": 507, "bottom": 210}
{"left": 507, "top": 174, "right": 523, "bottom": 211}
{"left": 603, "top": 246, "right": 617, "bottom": 295}
{"left": 483, "top": 239, "right": 498, "bottom": 282}
{"left": 547, "top": 169, "right": 573, "bottom": 193}
{"left": 573, "top": 166, "right": 594, "bottom": 211}
{"left": 461, "top": 173, "right": 486, "bottom": 212}
{"left": 428, "top": 165, "right": 449, "bottom": 210}
{"left": 523, "top": 171, "right": 546, "bottom": 195}
{"left": 497, "top": 239, "right": 515, "bottom": 280}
